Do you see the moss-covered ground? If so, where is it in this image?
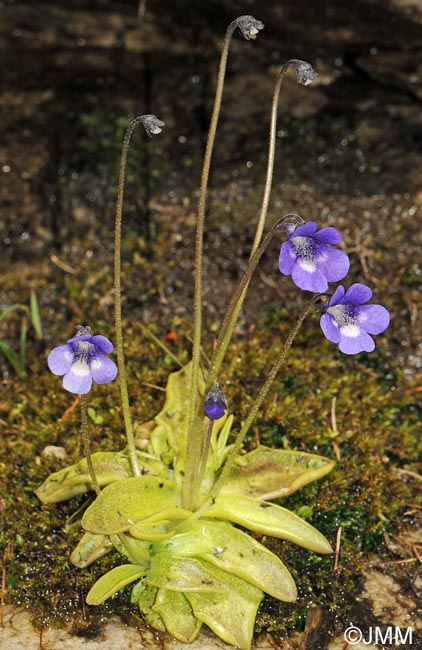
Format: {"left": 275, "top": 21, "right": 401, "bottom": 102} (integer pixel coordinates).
{"left": 1, "top": 233, "right": 420, "bottom": 642}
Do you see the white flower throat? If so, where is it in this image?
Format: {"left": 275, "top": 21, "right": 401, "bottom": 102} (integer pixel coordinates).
{"left": 328, "top": 305, "right": 360, "bottom": 338}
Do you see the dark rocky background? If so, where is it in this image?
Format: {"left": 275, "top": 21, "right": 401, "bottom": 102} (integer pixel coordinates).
{"left": 1, "top": 0, "right": 421, "bottom": 374}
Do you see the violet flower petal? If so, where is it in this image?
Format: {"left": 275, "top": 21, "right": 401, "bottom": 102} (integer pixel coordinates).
{"left": 314, "top": 227, "right": 342, "bottom": 245}
{"left": 328, "top": 285, "right": 346, "bottom": 306}
{"left": 48, "top": 344, "right": 74, "bottom": 375}
{"left": 67, "top": 333, "right": 94, "bottom": 344}
{"left": 338, "top": 330, "right": 375, "bottom": 355}
{"left": 63, "top": 360, "right": 93, "bottom": 394}
{"left": 278, "top": 241, "right": 296, "bottom": 274}
{"left": 91, "top": 335, "right": 114, "bottom": 353}
{"left": 90, "top": 354, "right": 118, "bottom": 384}
{"left": 343, "top": 283, "right": 373, "bottom": 305}
{"left": 357, "top": 305, "right": 390, "bottom": 334}
{"left": 317, "top": 248, "right": 350, "bottom": 282}
{"left": 320, "top": 313, "right": 340, "bottom": 343}
{"left": 292, "top": 264, "right": 328, "bottom": 292}
{"left": 291, "top": 221, "right": 318, "bottom": 238}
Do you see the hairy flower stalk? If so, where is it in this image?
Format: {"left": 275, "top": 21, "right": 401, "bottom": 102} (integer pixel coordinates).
{"left": 206, "top": 214, "right": 304, "bottom": 393}
{"left": 194, "top": 419, "right": 215, "bottom": 501}
{"left": 114, "top": 115, "right": 164, "bottom": 478}
{"left": 205, "top": 61, "right": 318, "bottom": 397}
{"left": 252, "top": 60, "right": 318, "bottom": 253}
{"left": 79, "top": 395, "right": 101, "bottom": 496}
{"left": 183, "top": 16, "right": 264, "bottom": 511}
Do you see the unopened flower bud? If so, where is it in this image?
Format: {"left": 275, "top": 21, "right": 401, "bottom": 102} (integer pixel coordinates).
{"left": 204, "top": 383, "right": 228, "bottom": 421}
{"left": 292, "top": 60, "right": 318, "bottom": 86}
{"left": 140, "top": 114, "right": 165, "bottom": 137}
{"left": 236, "top": 15, "right": 264, "bottom": 41}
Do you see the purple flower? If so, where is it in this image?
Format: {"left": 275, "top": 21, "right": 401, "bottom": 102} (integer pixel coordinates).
{"left": 47, "top": 326, "right": 117, "bottom": 394}
{"left": 204, "top": 384, "right": 228, "bottom": 421}
{"left": 320, "top": 284, "right": 390, "bottom": 354}
{"left": 279, "top": 221, "right": 350, "bottom": 292}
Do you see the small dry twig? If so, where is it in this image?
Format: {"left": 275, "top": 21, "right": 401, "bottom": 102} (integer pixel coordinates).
{"left": 334, "top": 526, "right": 342, "bottom": 573}
{"left": 58, "top": 395, "right": 80, "bottom": 421}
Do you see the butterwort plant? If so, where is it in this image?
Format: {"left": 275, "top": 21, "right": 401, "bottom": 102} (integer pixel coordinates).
{"left": 38, "top": 15, "right": 390, "bottom": 650}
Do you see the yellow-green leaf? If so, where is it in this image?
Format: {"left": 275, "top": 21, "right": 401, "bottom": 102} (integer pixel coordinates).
{"left": 131, "top": 582, "right": 165, "bottom": 632}
{"left": 148, "top": 362, "right": 203, "bottom": 475}
{"left": 148, "top": 554, "right": 229, "bottom": 593}
{"left": 185, "top": 562, "right": 263, "bottom": 650}
{"left": 110, "top": 533, "right": 150, "bottom": 566}
{"left": 86, "top": 564, "right": 146, "bottom": 605}
{"left": 153, "top": 589, "right": 202, "bottom": 643}
{"left": 129, "top": 521, "right": 175, "bottom": 541}
{"left": 70, "top": 531, "right": 113, "bottom": 568}
{"left": 220, "top": 446, "right": 335, "bottom": 500}
{"left": 206, "top": 494, "right": 333, "bottom": 554}
{"left": 156, "top": 519, "right": 297, "bottom": 601}
{"left": 82, "top": 476, "right": 180, "bottom": 535}
{"left": 35, "top": 450, "right": 170, "bottom": 504}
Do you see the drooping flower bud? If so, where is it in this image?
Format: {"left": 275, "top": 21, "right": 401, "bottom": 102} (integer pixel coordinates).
{"left": 236, "top": 15, "right": 265, "bottom": 41}
{"left": 140, "top": 114, "right": 165, "bottom": 137}
{"left": 75, "top": 324, "right": 93, "bottom": 337}
{"left": 292, "top": 60, "right": 318, "bottom": 86}
{"left": 204, "top": 383, "right": 228, "bottom": 421}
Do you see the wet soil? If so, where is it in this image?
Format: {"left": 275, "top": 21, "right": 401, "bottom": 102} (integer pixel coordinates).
{"left": 1, "top": 0, "right": 421, "bottom": 648}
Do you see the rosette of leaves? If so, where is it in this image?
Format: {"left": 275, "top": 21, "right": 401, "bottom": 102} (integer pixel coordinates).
{"left": 37, "top": 363, "right": 334, "bottom": 649}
